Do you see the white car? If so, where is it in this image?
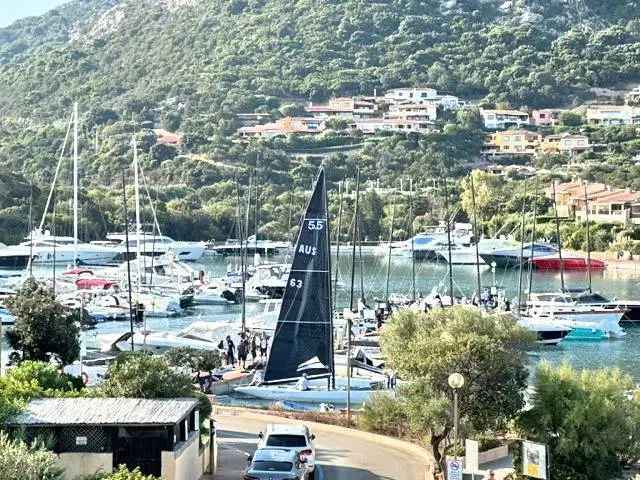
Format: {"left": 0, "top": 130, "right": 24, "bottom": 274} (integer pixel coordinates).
{"left": 257, "top": 424, "right": 316, "bottom": 477}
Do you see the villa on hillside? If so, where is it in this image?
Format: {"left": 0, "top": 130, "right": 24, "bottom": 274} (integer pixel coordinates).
{"left": 531, "top": 109, "right": 566, "bottom": 126}
{"left": 305, "top": 97, "right": 378, "bottom": 120}
{"left": 353, "top": 117, "right": 437, "bottom": 134}
{"left": 383, "top": 87, "right": 463, "bottom": 110}
{"left": 539, "top": 134, "right": 591, "bottom": 156}
{"left": 237, "top": 117, "right": 325, "bottom": 139}
{"left": 586, "top": 105, "right": 640, "bottom": 126}
{"left": 550, "top": 181, "right": 640, "bottom": 225}
{"left": 482, "top": 129, "right": 541, "bottom": 156}
{"left": 479, "top": 109, "right": 530, "bottom": 130}
{"left": 385, "top": 102, "right": 438, "bottom": 122}
{"left": 483, "top": 130, "right": 591, "bottom": 158}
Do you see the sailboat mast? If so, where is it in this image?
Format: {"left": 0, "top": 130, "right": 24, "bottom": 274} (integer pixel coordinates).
{"left": 527, "top": 179, "right": 539, "bottom": 303}
{"left": 28, "top": 181, "right": 34, "bottom": 278}
{"left": 133, "top": 136, "right": 143, "bottom": 297}
{"left": 385, "top": 195, "right": 396, "bottom": 302}
{"left": 347, "top": 169, "right": 360, "bottom": 426}
{"left": 242, "top": 174, "right": 252, "bottom": 334}
{"left": 409, "top": 182, "right": 416, "bottom": 302}
{"left": 552, "top": 181, "right": 566, "bottom": 292}
{"left": 73, "top": 102, "right": 79, "bottom": 265}
{"left": 333, "top": 181, "right": 344, "bottom": 307}
{"left": 517, "top": 181, "right": 528, "bottom": 316}
{"left": 443, "top": 178, "right": 454, "bottom": 302}
{"left": 349, "top": 170, "right": 360, "bottom": 311}
{"left": 325, "top": 174, "right": 335, "bottom": 390}
{"left": 469, "top": 174, "right": 482, "bottom": 299}
{"left": 122, "top": 172, "right": 135, "bottom": 352}
{"left": 584, "top": 183, "right": 592, "bottom": 293}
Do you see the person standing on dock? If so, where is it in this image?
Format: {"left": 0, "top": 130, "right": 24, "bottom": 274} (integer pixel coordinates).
{"left": 259, "top": 332, "right": 268, "bottom": 358}
{"left": 238, "top": 337, "right": 248, "bottom": 369}
{"left": 250, "top": 335, "right": 258, "bottom": 360}
{"left": 226, "top": 335, "right": 236, "bottom": 368}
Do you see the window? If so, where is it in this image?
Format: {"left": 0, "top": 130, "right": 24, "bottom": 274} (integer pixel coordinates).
{"left": 266, "top": 435, "right": 307, "bottom": 447}
{"left": 252, "top": 461, "right": 293, "bottom": 472}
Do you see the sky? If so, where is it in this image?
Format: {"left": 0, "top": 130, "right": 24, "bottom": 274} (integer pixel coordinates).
{"left": 0, "top": 0, "right": 69, "bottom": 28}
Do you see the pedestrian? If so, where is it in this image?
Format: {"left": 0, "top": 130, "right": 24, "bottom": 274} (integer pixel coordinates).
{"left": 251, "top": 334, "right": 258, "bottom": 360}
{"left": 238, "top": 338, "right": 248, "bottom": 369}
{"left": 259, "top": 332, "right": 268, "bottom": 358}
{"left": 225, "top": 335, "right": 236, "bottom": 368}
{"left": 486, "top": 471, "right": 496, "bottom": 480}
{"left": 296, "top": 373, "right": 310, "bottom": 391}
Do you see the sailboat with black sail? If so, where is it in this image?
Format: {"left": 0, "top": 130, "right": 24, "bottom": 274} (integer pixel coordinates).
{"left": 236, "top": 169, "right": 380, "bottom": 404}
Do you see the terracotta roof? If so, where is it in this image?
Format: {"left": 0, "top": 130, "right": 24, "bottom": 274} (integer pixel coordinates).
{"left": 590, "top": 190, "right": 640, "bottom": 204}
{"left": 239, "top": 117, "right": 324, "bottom": 135}
{"left": 153, "top": 128, "right": 182, "bottom": 145}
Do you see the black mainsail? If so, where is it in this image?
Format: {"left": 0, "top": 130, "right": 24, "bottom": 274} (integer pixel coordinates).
{"left": 263, "top": 168, "right": 333, "bottom": 384}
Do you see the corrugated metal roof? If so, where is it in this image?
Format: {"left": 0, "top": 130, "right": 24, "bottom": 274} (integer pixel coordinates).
{"left": 7, "top": 398, "right": 198, "bottom": 426}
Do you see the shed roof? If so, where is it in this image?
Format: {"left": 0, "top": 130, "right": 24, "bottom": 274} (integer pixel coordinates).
{"left": 7, "top": 398, "right": 198, "bottom": 427}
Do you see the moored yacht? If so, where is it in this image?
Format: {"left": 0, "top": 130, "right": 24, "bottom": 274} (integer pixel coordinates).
{"left": 96, "top": 232, "right": 205, "bottom": 262}
{"left": 525, "top": 292, "right": 626, "bottom": 339}
{"left": 19, "top": 229, "right": 120, "bottom": 265}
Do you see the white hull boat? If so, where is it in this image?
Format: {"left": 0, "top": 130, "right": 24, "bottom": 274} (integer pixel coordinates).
{"left": 235, "top": 385, "right": 382, "bottom": 404}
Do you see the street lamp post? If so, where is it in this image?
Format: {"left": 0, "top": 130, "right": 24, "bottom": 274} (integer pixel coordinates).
{"left": 448, "top": 372, "right": 465, "bottom": 457}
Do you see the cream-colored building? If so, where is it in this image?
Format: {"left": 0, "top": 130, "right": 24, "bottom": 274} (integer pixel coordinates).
{"left": 6, "top": 397, "right": 211, "bottom": 480}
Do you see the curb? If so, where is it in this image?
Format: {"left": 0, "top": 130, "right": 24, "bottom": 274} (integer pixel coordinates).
{"left": 213, "top": 405, "right": 434, "bottom": 469}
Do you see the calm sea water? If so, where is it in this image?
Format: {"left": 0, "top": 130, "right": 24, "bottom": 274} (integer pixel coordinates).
{"left": 3, "top": 253, "right": 640, "bottom": 379}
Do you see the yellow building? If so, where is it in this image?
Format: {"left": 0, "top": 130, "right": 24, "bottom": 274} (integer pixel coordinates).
{"left": 483, "top": 129, "right": 542, "bottom": 156}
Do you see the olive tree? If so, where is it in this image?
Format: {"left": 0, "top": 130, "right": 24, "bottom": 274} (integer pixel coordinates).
{"left": 6, "top": 279, "right": 80, "bottom": 365}
{"left": 516, "top": 363, "right": 640, "bottom": 480}
{"left": 378, "top": 307, "right": 534, "bottom": 468}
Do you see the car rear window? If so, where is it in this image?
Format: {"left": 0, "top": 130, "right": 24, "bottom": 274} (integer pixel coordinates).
{"left": 266, "top": 434, "right": 307, "bottom": 447}
{"left": 253, "top": 460, "right": 293, "bottom": 471}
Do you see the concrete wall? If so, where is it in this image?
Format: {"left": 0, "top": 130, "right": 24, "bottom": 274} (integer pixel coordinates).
{"left": 59, "top": 452, "right": 112, "bottom": 479}
{"left": 161, "top": 431, "right": 203, "bottom": 480}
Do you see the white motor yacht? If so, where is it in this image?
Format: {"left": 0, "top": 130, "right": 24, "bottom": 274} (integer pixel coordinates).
{"left": 96, "top": 232, "right": 206, "bottom": 262}
{"left": 9, "top": 229, "right": 120, "bottom": 266}
{"left": 525, "top": 292, "right": 626, "bottom": 339}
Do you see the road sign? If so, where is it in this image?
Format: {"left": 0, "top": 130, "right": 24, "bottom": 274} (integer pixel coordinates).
{"left": 465, "top": 439, "right": 479, "bottom": 473}
{"left": 522, "top": 440, "right": 547, "bottom": 479}
{"left": 447, "top": 458, "right": 463, "bottom": 480}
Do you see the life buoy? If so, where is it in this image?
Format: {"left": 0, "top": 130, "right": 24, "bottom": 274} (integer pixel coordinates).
{"left": 81, "top": 372, "right": 89, "bottom": 385}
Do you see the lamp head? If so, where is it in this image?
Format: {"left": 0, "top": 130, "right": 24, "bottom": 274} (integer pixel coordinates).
{"left": 448, "top": 372, "right": 465, "bottom": 389}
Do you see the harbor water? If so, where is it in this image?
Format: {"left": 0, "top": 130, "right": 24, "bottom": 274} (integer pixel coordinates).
{"left": 2, "top": 252, "right": 640, "bottom": 379}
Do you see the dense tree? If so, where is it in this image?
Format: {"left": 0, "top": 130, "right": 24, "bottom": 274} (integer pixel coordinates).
{"left": 5, "top": 279, "right": 80, "bottom": 365}
{"left": 98, "top": 352, "right": 212, "bottom": 421}
{"left": 373, "top": 307, "right": 534, "bottom": 469}
{"left": 516, "top": 363, "right": 640, "bottom": 480}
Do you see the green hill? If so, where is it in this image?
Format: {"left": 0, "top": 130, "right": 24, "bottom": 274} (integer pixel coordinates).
{"left": 1, "top": 0, "right": 640, "bottom": 119}
{"left": 0, "top": 0, "right": 640, "bottom": 242}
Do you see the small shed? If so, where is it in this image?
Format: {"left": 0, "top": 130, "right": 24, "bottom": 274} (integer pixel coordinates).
{"left": 6, "top": 397, "right": 207, "bottom": 480}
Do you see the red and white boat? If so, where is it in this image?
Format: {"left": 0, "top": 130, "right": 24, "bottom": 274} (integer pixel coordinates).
{"left": 529, "top": 256, "right": 606, "bottom": 271}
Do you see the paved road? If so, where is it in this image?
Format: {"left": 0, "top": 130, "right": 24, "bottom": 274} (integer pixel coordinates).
{"left": 212, "top": 409, "right": 431, "bottom": 480}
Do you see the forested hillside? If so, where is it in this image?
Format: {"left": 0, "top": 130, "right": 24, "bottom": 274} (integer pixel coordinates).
{"left": 0, "top": 0, "right": 639, "bottom": 242}
{"left": 2, "top": 0, "right": 640, "bottom": 117}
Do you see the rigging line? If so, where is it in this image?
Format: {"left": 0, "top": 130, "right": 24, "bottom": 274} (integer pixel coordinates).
{"left": 138, "top": 162, "right": 163, "bottom": 237}
{"left": 39, "top": 111, "right": 74, "bottom": 232}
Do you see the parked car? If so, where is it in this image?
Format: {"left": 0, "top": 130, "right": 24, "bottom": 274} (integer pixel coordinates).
{"left": 242, "top": 447, "right": 309, "bottom": 480}
{"left": 257, "top": 424, "right": 316, "bottom": 477}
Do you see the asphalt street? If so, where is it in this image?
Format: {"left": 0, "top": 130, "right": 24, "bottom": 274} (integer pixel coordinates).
{"left": 212, "top": 409, "right": 431, "bottom": 480}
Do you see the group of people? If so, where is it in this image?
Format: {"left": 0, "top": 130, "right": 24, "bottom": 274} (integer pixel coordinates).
{"left": 219, "top": 330, "right": 269, "bottom": 370}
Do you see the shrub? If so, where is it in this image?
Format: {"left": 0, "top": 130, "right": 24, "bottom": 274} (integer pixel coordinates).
{"left": 360, "top": 392, "right": 408, "bottom": 438}
{"left": 0, "top": 432, "right": 64, "bottom": 480}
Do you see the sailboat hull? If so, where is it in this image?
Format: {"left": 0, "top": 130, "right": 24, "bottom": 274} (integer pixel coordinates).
{"left": 235, "top": 385, "right": 383, "bottom": 404}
